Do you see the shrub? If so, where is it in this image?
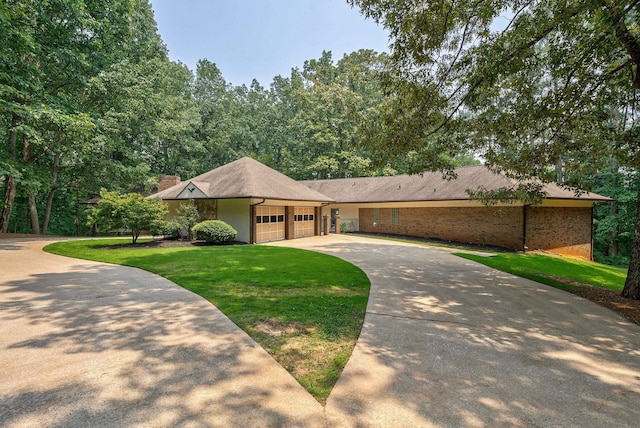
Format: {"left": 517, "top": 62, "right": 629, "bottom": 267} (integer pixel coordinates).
{"left": 176, "top": 200, "right": 200, "bottom": 240}
{"left": 149, "top": 220, "right": 181, "bottom": 239}
{"left": 192, "top": 220, "right": 237, "bottom": 244}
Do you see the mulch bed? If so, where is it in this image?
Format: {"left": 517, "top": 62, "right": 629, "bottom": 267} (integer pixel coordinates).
{"left": 98, "top": 239, "right": 246, "bottom": 249}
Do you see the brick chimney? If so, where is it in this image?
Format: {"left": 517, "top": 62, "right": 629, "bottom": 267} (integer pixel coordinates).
{"left": 158, "top": 175, "right": 181, "bottom": 192}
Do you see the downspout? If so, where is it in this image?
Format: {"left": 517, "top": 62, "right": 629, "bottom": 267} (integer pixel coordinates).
{"left": 591, "top": 204, "right": 595, "bottom": 261}
{"left": 250, "top": 199, "right": 267, "bottom": 244}
{"left": 522, "top": 204, "right": 529, "bottom": 253}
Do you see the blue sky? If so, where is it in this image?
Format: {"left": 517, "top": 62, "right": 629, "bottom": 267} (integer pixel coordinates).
{"left": 149, "top": 0, "right": 390, "bottom": 87}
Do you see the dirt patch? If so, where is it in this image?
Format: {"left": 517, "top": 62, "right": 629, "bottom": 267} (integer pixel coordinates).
{"left": 572, "top": 285, "right": 640, "bottom": 326}
{"left": 254, "top": 320, "right": 315, "bottom": 337}
{"left": 537, "top": 273, "right": 639, "bottom": 326}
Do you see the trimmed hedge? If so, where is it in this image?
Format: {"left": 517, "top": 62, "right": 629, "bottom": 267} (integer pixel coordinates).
{"left": 192, "top": 220, "right": 237, "bottom": 244}
{"left": 149, "top": 220, "right": 182, "bottom": 238}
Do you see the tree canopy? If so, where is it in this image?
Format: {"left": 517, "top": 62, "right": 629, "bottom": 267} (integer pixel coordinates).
{"left": 349, "top": 0, "right": 640, "bottom": 298}
{"left": 88, "top": 190, "right": 167, "bottom": 244}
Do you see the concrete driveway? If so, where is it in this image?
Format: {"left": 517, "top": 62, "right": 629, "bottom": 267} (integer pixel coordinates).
{"left": 268, "top": 234, "right": 640, "bottom": 427}
{"left": 0, "top": 239, "right": 323, "bottom": 427}
{"left": 1, "top": 235, "right": 639, "bottom": 427}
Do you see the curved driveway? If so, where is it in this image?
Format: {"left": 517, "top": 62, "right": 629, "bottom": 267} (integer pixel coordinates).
{"left": 0, "top": 239, "right": 323, "bottom": 427}
{"left": 269, "top": 235, "right": 640, "bottom": 427}
{"left": 1, "top": 235, "right": 639, "bottom": 427}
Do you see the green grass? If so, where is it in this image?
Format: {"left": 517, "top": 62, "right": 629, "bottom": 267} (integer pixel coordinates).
{"left": 45, "top": 239, "right": 370, "bottom": 403}
{"left": 455, "top": 252, "right": 627, "bottom": 292}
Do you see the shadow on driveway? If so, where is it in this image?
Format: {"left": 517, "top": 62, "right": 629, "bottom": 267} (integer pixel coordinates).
{"left": 271, "top": 235, "right": 640, "bottom": 427}
{"left": 0, "top": 240, "right": 323, "bottom": 427}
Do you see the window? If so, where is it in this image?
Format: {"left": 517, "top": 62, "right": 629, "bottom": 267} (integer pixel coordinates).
{"left": 391, "top": 208, "right": 400, "bottom": 225}
{"left": 277, "top": 215, "right": 284, "bottom": 222}
{"left": 374, "top": 208, "right": 380, "bottom": 224}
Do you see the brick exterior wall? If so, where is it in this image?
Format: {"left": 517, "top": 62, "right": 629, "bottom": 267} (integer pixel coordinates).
{"left": 525, "top": 206, "right": 592, "bottom": 259}
{"left": 359, "top": 205, "right": 593, "bottom": 259}
{"left": 360, "top": 206, "right": 524, "bottom": 250}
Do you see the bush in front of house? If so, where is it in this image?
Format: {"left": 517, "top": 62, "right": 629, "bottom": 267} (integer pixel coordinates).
{"left": 149, "top": 220, "right": 181, "bottom": 239}
{"left": 192, "top": 220, "right": 237, "bottom": 244}
{"left": 176, "top": 200, "right": 200, "bottom": 241}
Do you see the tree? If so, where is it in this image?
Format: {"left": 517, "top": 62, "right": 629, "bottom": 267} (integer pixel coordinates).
{"left": 0, "top": 0, "right": 171, "bottom": 234}
{"left": 350, "top": 0, "right": 640, "bottom": 299}
{"left": 176, "top": 200, "right": 200, "bottom": 241}
{"left": 593, "top": 167, "right": 639, "bottom": 265}
{"left": 88, "top": 190, "right": 167, "bottom": 244}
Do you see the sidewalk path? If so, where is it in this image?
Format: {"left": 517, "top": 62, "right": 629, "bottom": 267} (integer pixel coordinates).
{"left": 269, "top": 234, "right": 640, "bottom": 427}
{"left": 0, "top": 239, "right": 324, "bottom": 427}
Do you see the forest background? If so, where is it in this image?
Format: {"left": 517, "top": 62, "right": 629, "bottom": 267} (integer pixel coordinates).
{"left": 0, "top": 0, "right": 633, "bottom": 267}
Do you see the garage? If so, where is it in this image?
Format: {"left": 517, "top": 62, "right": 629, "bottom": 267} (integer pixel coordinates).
{"left": 256, "top": 206, "right": 285, "bottom": 243}
{"left": 294, "top": 207, "right": 315, "bottom": 238}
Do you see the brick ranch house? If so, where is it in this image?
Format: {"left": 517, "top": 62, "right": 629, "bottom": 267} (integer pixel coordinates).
{"left": 150, "top": 157, "right": 610, "bottom": 260}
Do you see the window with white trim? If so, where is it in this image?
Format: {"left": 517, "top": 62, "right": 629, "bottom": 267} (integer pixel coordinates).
{"left": 374, "top": 208, "right": 380, "bottom": 224}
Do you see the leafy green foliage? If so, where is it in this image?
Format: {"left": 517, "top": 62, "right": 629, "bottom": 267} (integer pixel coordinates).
{"left": 87, "top": 190, "right": 167, "bottom": 243}
{"left": 176, "top": 200, "right": 200, "bottom": 240}
{"left": 593, "top": 168, "right": 639, "bottom": 266}
{"left": 0, "top": 0, "right": 209, "bottom": 235}
{"left": 149, "top": 220, "right": 181, "bottom": 239}
{"left": 350, "top": 0, "right": 639, "bottom": 179}
{"left": 192, "top": 220, "right": 237, "bottom": 243}
{"left": 43, "top": 239, "right": 370, "bottom": 403}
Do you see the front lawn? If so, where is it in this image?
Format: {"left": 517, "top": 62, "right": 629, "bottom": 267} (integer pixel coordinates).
{"left": 45, "top": 239, "right": 370, "bottom": 403}
{"left": 455, "top": 252, "right": 626, "bottom": 292}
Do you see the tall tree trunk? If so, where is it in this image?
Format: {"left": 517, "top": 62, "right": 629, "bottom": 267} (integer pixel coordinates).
{"left": 42, "top": 188, "right": 56, "bottom": 235}
{"left": 609, "top": 198, "right": 619, "bottom": 258}
{"left": 622, "top": 184, "right": 640, "bottom": 299}
{"left": 556, "top": 158, "right": 564, "bottom": 184}
{"left": 0, "top": 175, "right": 17, "bottom": 233}
{"left": 0, "top": 121, "right": 19, "bottom": 233}
{"left": 41, "top": 152, "right": 61, "bottom": 235}
{"left": 28, "top": 192, "right": 40, "bottom": 234}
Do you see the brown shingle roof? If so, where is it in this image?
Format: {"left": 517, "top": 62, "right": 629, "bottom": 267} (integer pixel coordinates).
{"left": 150, "top": 157, "right": 333, "bottom": 202}
{"left": 301, "top": 165, "right": 611, "bottom": 203}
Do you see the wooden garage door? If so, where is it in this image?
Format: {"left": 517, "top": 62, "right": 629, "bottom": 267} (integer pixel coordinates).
{"left": 256, "top": 206, "right": 285, "bottom": 243}
{"left": 294, "top": 207, "right": 315, "bottom": 238}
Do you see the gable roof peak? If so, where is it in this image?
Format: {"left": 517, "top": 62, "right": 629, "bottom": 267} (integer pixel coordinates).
{"left": 150, "top": 157, "right": 332, "bottom": 202}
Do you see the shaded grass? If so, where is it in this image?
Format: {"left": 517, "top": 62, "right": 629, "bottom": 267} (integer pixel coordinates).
{"left": 455, "top": 252, "right": 627, "bottom": 292}
{"left": 45, "top": 239, "right": 370, "bottom": 403}
{"left": 351, "top": 232, "right": 506, "bottom": 252}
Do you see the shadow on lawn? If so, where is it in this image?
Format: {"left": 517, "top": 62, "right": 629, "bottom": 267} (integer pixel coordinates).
{"left": 0, "top": 258, "right": 323, "bottom": 427}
